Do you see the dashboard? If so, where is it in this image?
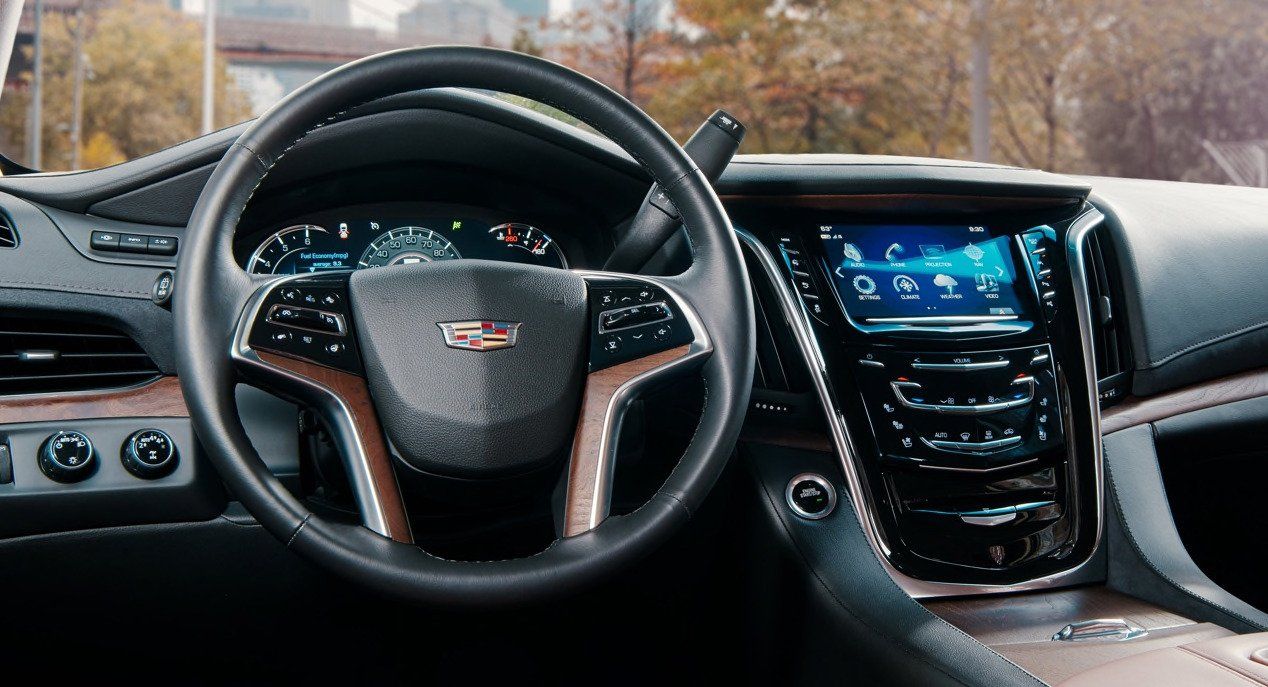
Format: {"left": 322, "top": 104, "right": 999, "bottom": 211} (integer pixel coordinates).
{"left": 235, "top": 203, "right": 569, "bottom": 274}
{"left": 0, "top": 87, "right": 1265, "bottom": 613}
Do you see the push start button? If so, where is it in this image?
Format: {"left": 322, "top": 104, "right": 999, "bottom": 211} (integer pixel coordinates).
{"left": 786, "top": 473, "right": 836, "bottom": 520}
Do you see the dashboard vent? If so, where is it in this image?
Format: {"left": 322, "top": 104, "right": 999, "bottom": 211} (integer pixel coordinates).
{"left": 0, "top": 211, "right": 16, "bottom": 249}
{"left": 0, "top": 317, "right": 160, "bottom": 396}
{"left": 1081, "top": 228, "right": 1132, "bottom": 407}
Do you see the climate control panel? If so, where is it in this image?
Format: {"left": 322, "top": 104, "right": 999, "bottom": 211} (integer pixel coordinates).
{"left": 852, "top": 345, "right": 1062, "bottom": 472}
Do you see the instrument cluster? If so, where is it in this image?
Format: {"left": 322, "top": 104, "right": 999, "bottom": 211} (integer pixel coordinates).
{"left": 239, "top": 203, "right": 569, "bottom": 275}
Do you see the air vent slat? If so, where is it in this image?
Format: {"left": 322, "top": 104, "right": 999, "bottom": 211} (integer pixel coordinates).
{"left": 0, "top": 316, "right": 159, "bottom": 396}
{"left": 1080, "top": 228, "right": 1132, "bottom": 407}
{"left": 0, "top": 211, "right": 17, "bottom": 249}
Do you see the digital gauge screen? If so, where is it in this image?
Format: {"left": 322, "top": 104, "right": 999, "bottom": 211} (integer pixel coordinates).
{"left": 244, "top": 209, "right": 567, "bottom": 275}
{"left": 819, "top": 224, "right": 1026, "bottom": 323}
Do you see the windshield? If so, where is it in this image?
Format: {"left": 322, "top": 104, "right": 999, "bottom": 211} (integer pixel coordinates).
{"left": 1, "top": 0, "right": 1265, "bottom": 185}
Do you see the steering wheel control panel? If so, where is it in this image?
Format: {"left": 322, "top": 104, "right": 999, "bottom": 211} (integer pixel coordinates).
{"left": 852, "top": 345, "right": 1063, "bottom": 472}
{"left": 246, "top": 276, "right": 362, "bottom": 374}
{"left": 587, "top": 281, "right": 694, "bottom": 372}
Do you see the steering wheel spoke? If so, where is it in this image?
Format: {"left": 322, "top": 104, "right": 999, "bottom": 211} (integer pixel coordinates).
{"left": 562, "top": 272, "right": 713, "bottom": 536}
{"left": 232, "top": 272, "right": 412, "bottom": 543}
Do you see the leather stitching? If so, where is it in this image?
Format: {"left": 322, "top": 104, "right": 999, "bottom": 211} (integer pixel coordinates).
{"left": 1104, "top": 434, "right": 1267, "bottom": 631}
{"left": 0, "top": 281, "right": 150, "bottom": 298}
{"left": 750, "top": 457, "right": 1044, "bottom": 687}
{"left": 1176, "top": 646, "right": 1268, "bottom": 686}
{"left": 285, "top": 513, "right": 311, "bottom": 548}
{"left": 1143, "top": 318, "right": 1268, "bottom": 368}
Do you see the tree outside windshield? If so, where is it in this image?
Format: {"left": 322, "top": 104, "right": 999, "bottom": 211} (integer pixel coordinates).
{"left": 1, "top": 0, "right": 1265, "bottom": 186}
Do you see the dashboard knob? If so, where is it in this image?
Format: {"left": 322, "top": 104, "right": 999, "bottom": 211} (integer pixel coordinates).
{"left": 38, "top": 430, "right": 98, "bottom": 483}
{"left": 121, "top": 429, "right": 178, "bottom": 479}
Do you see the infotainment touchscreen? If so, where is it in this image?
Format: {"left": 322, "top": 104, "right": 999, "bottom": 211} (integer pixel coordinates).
{"left": 818, "top": 224, "right": 1026, "bottom": 322}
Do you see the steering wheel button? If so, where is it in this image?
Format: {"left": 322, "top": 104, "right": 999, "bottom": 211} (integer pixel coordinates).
{"left": 601, "top": 335, "right": 622, "bottom": 354}
{"left": 652, "top": 323, "right": 672, "bottom": 341}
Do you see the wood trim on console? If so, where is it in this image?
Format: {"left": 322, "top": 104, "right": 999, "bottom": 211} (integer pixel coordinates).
{"left": 1102, "top": 367, "right": 1268, "bottom": 435}
{"left": 563, "top": 345, "right": 690, "bottom": 537}
{"left": 256, "top": 351, "right": 413, "bottom": 544}
{"left": 926, "top": 586, "right": 1235, "bottom": 685}
{"left": 0, "top": 375, "right": 188, "bottom": 425}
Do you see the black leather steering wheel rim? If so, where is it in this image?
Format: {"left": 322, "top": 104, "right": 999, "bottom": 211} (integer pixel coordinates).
{"left": 175, "top": 46, "right": 754, "bottom": 606}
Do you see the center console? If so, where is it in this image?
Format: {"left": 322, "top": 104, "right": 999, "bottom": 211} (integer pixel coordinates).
{"left": 736, "top": 199, "right": 1104, "bottom": 594}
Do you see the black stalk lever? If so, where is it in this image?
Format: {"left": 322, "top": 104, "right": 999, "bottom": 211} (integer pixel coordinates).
{"left": 603, "top": 109, "right": 745, "bottom": 272}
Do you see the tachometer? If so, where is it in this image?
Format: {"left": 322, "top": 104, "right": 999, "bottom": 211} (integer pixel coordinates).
{"left": 488, "top": 223, "right": 567, "bottom": 268}
{"left": 248, "top": 224, "right": 347, "bottom": 275}
{"left": 357, "top": 226, "right": 461, "bottom": 268}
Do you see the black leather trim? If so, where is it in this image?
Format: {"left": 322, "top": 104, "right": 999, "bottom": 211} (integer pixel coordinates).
{"left": 1086, "top": 178, "right": 1268, "bottom": 395}
{"left": 742, "top": 443, "right": 1046, "bottom": 687}
{"left": 1103, "top": 423, "right": 1268, "bottom": 633}
{"left": 175, "top": 47, "right": 754, "bottom": 605}
{"left": 718, "top": 156, "right": 1091, "bottom": 199}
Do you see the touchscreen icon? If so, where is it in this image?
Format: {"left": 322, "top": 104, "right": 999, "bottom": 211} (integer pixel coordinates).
{"left": 918, "top": 244, "right": 946, "bottom": 258}
{"left": 933, "top": 274, "right": 959, "bottom": 294}
{"left": 842, "top": 242, "right": 864, "bottom": 262}
{"left": 892, "top": 275, "right": 919, "bottom": 293}
{"left": 974, "top": 273, "right": 999, "bottom": 293}
{"left": 884, "top": 243, "right": 906, "bottom": 263}
{"left": 852, "top": 275, "right": 877, "bottom": 294}
{"left": 963, "top": 242, "right": 986, "bottom": 261}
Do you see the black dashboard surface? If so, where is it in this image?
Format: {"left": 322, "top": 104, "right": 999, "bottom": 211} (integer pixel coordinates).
{"left": 1087, "top": 177, "right": 1268, "bottom": 395}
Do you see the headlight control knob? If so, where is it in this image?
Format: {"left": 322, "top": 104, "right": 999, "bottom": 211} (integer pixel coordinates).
{"left": 121, "top": 429, "right": 178, "bottom": 479}
{"left": 38, "top": 430, "right": 98, "bottom": 483}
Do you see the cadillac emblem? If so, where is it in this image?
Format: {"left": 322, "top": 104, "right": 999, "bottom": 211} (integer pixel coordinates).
{"left": 437, "top": 320, "right": 521, "bottom": 351}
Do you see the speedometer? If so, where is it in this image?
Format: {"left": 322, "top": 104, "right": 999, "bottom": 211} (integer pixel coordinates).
{"left": 357, "top": 226, "right": 461, "bottom": 268}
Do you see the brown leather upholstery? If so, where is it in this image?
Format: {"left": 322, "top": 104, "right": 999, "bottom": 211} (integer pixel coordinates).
{"left": 1059, "top": 633, "right": 1268, "bottom": 686}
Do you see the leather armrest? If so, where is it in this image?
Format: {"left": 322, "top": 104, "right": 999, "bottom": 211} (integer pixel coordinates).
{"left": 1059, "top": 632, "right": 1268, "bottom": 686}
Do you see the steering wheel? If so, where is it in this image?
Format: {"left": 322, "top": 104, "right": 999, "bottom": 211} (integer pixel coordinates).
{"left": 175, "top": 46, "right": 754, "bottom": 606}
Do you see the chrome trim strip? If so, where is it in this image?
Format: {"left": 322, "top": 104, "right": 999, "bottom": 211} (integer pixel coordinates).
{"left": 920, "top": 435, "right": 1023, "bottom": 454}
{"left": 737, "top": 211, "right": 1106, "bottom": 598}
{"left": 864, "top": 315, "right": 1019, "bottom": 324}
{"left": 231, "top": 271, "right": 391, "bottom": 538}
{"left": 596, "top": 300, "right": 674, "bottom": 334}
{"left": 570, "top": 270, "right": 713, "bottom": 534}
{"left": 911, "top": 359, "right": 1010, "bottom": 371}
{"left": 890, "top": 376, "right": 1033, "bottom": 415}
{"left": 916, "top": 457, "right": 1039, "bottom": 473}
